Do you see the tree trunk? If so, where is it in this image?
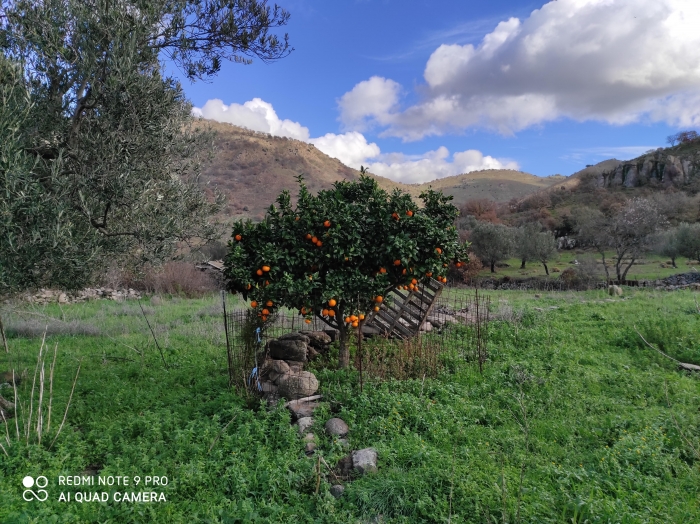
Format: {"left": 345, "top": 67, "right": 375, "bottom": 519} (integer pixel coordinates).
{"left": 671, "top": 256, "right": 677, "bottom": 268}
{"left": 598, "top": 248, "right": 611, "bottom": 282}
{"left": 520, "top": 259, "right": 526, "bottom": 269}
{"left": 543, "top": 262, "right": 549, "bottom": 276}
{"left": 337, "top": 321, "right": 349, "bottom": 369}
{"left": 621, "top": 257, "right": 636, "bottom": 281}
{"left": 490, "top": 261, "right": 496, "bottom": 273}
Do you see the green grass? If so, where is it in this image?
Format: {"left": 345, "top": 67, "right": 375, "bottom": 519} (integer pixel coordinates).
{"left": 476, "top": 251, "right": 699, "bottom": 281}
{"left": 1, "top": 290, "right": 699, "bottom": 523}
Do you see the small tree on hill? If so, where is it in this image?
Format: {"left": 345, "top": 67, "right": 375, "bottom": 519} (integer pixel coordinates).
{"left": 469, "top": 223, "right": 513, "bottom": 273}
{"left": 677, "top": 222, "right": 700, "bottom": 263}
{"left": 224, "top": 173, "right": 469, "bottom": 369}
{"left": 652, "top": 228, "right": 682, "bottom": 268}
{"left": 531, "top": 231, "right": 558, "bottom": 275}
{"left": 514, "top": 222, "right": 541, "bottom": 269}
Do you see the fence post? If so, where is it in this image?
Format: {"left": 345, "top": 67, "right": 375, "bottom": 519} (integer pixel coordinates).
{"left": 221, "top": 290, "right": 234, "bottom": 388}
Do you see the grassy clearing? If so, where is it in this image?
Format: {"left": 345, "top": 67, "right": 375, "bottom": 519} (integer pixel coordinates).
{"left": 0, "top": 290, "right": 699, "bottom": 523}
{"left": 476, "top": 251, "right": 699, "bottom": 281}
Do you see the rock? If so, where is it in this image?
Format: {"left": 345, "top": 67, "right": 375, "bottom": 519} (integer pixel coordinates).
{"left": 420, "top": 321, "right": 432, "bottom": 332}
{"left": 336, "top": 455, "right": 354, "bottom": 477}
{"left": 303, "top": 433, "right": 315, "bottom": 442}
{"left": 285, "top": 360, "right": 304, "bottom": 373}
{"left": 259, "top": 381, "right": 277, "bottom": 393}
{"left": 58, "top": 293, "right": 68, "bottom": 304}
{"left": 304, "top": 331, "right": 332, "bottom": 350}
{"left": 297, "top": 417, "right": 314, "bottom": 435}
{"left": 278, "top": 371, "right": 319, "bottom": 400}
{"left": 306, "top": 346, "right": 320, "bottom": 360}
{"left": 267, "top": 371, "right": 281, "bottom": 384}
{"left": 269, "top": 338, "right": 308, "bottom": 362}
{"left": 352, "top": 448, "right": 378, "bottom": 474}
{"left": 270, "top": 359, "right": 290, "bottom": 374}
{"left": 330, "top": 485, "right": 345, "bottom": 499}
{"left": 304, "top": 442, "right": 316, "bottom": 455}
{"left": 608, "top": 285, "right": 622, "bottom": 296}
{"left": 337, "top": 438, "right": 350, "bottom": 448}
{"left": 278, "top": 332, "right": 310, "bottom": 344}
{"left": 287, "top": 400, "right": 319, "bottom": 420}
{"left": 325, "top": 417, "right": 349, "bottom": 437}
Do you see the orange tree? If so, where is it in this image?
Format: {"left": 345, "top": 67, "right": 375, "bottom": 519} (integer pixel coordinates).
{"left": 224, "top": 173, "right": 469, "bottom": 369}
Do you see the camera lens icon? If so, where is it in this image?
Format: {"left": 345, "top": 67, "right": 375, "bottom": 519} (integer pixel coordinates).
{"left": 22, "top": 476, "right": 48, "bottom": 501}
{"left": 22, "top": 476, "right": 34, "bottom": 488}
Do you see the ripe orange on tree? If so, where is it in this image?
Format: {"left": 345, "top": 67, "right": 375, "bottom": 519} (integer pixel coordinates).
{"left": 379, "top": 267, "right": 386, "bottom": 274}
{"left": 328, "top": 299, "right": 337, "bottom": 307}
{"left": 305, "top": 318, "right": 312, "bottom": 324}
{"left": 328, "top": 310, "right": 336, "bottom": 317}
{"left": 261, "top": 315, "right": 268, "bottom": 321}
{"left": 406, "top": 210, "right": 413, "bottom": 217}
{"left": 311, "top": 236, "right": 318, "bottom": 243}
{"left": 305, "top": 233, "right": 312, "bottom": 240}
{"left": 322, "top": 308, "right": 329, "bottom": 316}
{"left": 262, "top": 308, "right": 270, "bottom": 315}
{"left": 266, "top": 300, "right": 273, "bottom": 307}
{"left": 375, "top": 295, "right": 383, "bottom": 303}
{"left": 250, "top": 300, "right": 258, "bottom": 308}
{"left": 316, "top": 241, "right": 323, "bottom": 247}
{"left": 359, "top": 313, "right": 365, "bottom": 320}
{"left": 235, "top": 234, "right": 242, "bottom": 241}
{"left": 324, "top": 220, "right": 331, "bottom": 228}
{"left": 262, "top": 265, "right": 271, "bottom": 272}
{"left": 435, "top": 247, "right": 442, "bottom": 254}
{"left": 374, "top": 306, "right": 380, "bottom": 312}
{"left": 351, "top": 321, "right": 359, "bottom": 328}
{"left": 256, "top": 269, "right": 263, "bottom": 276}
{"left": 394, "top": 259, "right": 401, "bottom": 266}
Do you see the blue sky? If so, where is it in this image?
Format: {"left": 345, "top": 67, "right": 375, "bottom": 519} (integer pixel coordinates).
{"left": 176, "top": 0, "right": 700, "bottom": 183}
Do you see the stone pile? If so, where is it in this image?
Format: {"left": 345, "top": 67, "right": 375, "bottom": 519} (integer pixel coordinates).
{"left": 258, "top": 331, "right": 332, "bottom": 401}
{"left": 27, "top": 287, "right": 142, "bottom": 304}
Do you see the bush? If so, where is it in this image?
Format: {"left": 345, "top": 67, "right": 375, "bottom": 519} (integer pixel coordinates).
{"left": 125, "top": 261, "right": 220, "bottom": 297}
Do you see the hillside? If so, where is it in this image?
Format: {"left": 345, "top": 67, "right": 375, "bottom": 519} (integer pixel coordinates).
{"left": 196, "top": 120, "right": 564, "bottom": 222}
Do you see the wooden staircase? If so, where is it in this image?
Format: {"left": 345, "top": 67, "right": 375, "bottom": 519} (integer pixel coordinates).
{"left": 363, "top": 278, "right": 444, "bottom": 339}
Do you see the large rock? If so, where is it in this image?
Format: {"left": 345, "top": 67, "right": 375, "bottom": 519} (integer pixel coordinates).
{"left": 278, "top": 371, "right": 318, "bottom": 400}
{"left": 304, "top": 331, "right": 332, "bottom": 350}
{"left": 269, "top": 339, "right": 307, "bottom": 362}
{"left": 270, "top": 359, "right": 290, "bottom": 374}
{"left": 287, "top": 400, "right": 319, "bottom": 420}
{"left": 325, "top": 418, "right": 349, "bottom": 437}
{"left": 608, "top": 285, "right": 622, "bottom": 296}
{"left": 297, "top": 417, "right": 314, "bottom": 435}
{"left": 278, "top": 332, "right": 310, "bottom": 344}
{"left": 352, "top": 448, "right": 378, "bottom": 474}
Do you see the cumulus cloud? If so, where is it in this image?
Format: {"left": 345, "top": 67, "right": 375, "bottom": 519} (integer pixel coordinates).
{"left": 193, "top": 98, "right": 311, "bottom": 141}
{"left": 341, "top": 0, "right": 700, "bottom": 139}
{"left": 367, "top": 147, "right": 519, "bottom": 184}
{"left": 193, "top": 97, "right": 517, "bottom": 183}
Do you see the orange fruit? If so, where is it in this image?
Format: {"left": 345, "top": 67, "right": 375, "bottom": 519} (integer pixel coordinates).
{"left": 351, "top": 321, "right": 359, "bottom": 328}
{"left": 246, "top": 284, "right": 252, "bottom": 290}
{"left": 359, "top": 313, "right": 365, "bottom": 320}
{"left": 311, "top": 236, "right": 318, "bottom": 243}
{"left": 266, "top": 300, "right": 273, "bottom": 307}
{"left": 406, "top": 210, "right": 413, "bottom": 217}
{"left": 344, "top": 316, "right": 351, "bottom": 323}
{"left": 262, "top": 265, "right": 270, "bottom": 272}
{"left": 322, "top": 308, "right": 329, "bottom": 316}
{"left": 402, "top": 268, "right": 407, "bottom": 275}
{"left": 394, "top": 259, "right": 401, "bottom": 266}
{"left": 426, "top": 272, "right": 433, "bottom": 277}
{"left": 379, "top": 267, "right": 387, "bottom": 274}
{"left": 235, "top": 234, "right": 242, "bottom": 241}
{"left": 374, "top": 306, "right": 380, "bottom": 312}
{"left": 411, "top": 278, "right": 417, "bottom": 285}
{"left": 328, "top": 299, "right": 337, "bottom": 307}
{"left": 435, "top": 247, "right": 442, "bottom": 254}
{"left": 261, "top": 315, "right": 267, "bottom": 321}
{"left": 350, "top": 315, "right": 357, "bottom": 322}
{"left": 375, "top": 296, "right": 383, "bottom": 303}
{"left": 328, "top": 310, "right": 336, "bottom": 317}
{"left": 316, "top": 241, "right": 323, "bottom": 247}
{"left": 256, "top": 269, "right": 263, "bottom": 276}
{"left": 305, "top": 318, "right": 311, "bottom": 324}
{"left": 250, "top": 301, "right": 258, "bottom": 308}
{"left": 262, "top": 308, "right": 270, "bottom": 315}
{"left": 324, "top": 220, "right": 331, "bottom": 228}
{"left": 265, "top": 280, "right": 270, "bottom": 286}
{"left": 443, "top": 263, "right": 448, "bottom": 268}
{"left": 455, "top": 261, "right": 462, "bottom": 268}
{"left": 305, "top": 233, "right": 312, "bottom": 240}
{"left": 295, "top": 216, "right": 300, "bottom": 221}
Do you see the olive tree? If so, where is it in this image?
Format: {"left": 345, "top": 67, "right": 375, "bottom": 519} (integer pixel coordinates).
{"left": 0, "top": 0, "right": 292, "bottom": 294}
{"left": 514, "top": 222, "right": 541, "bottom": 269}
{"left": 677, "top": 222, "right": 700, "bottom": 263}
{"left": 224, "top": 174, "right": 469, "bottom": 369}
{"left": 469, "top": 222, "right": 513, "bottom": 273}
{"left": 531, "top": 231, "right": 558, "bottom": 275}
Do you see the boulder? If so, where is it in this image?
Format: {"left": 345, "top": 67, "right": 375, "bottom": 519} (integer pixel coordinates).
{"left": 270, "top": 359, "right": 290, "bottom": 374}
{"left": 278, "top": 371, "right": 319, "bottom": 400}
{"left": 325, "top": 418, "right": 349, "bottom": 437}
{"left": 278, "top": 332, "right": 310, "bottom": 344}
{"left": 269, "top": 339, "right": 307, "bottom": 362}
{"left": 352, "top": 448, "right": 378, "bottom": 474}
{"left": 304, "top": 331, "right": 332, "bottom": 350}
{"left": 287, "top": 400, "right": 318, "bottom": 420}
{"left": 285, "top": 360, "right": 304, "bottom": 373}
{"left": 304, "top": 442, "right": 316, "bottom": 455}
{"left": 297, "top": 417, "right": 314, "bottom": 435}
{"left": 608, "top": 285, "right": 623, "bottom": 296}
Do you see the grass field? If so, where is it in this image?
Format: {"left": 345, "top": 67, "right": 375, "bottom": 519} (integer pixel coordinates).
{"left": 0, "top": 289, "right": 699, "bottom": 523}
{"left": 475, "top": 251, "right": 699, "bottom": 281}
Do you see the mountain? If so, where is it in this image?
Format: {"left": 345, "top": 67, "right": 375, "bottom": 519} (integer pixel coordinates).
{"left": 196, "top": 120, "right": 564, "bottom": 222}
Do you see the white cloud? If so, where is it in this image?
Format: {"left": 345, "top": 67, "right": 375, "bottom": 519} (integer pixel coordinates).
{"left": 367, "top": 147, "right": 519, "bottom": 184}
{"left": 338, "top": 76, "right": 401, "bottom": 130}
{"left": 341, "top": 0, "right": 700, "bottom": 139}
{"left": 193, "top": 98, "right": 311, "bottom": 141}
{"left": 193, "top": 97, "right": 517, "bottom": 183}
{"left": 309, "top": 132, "right": 380, "bottom": 168}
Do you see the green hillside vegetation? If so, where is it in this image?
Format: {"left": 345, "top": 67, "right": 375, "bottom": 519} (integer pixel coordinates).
{"left": 1, "top": 290, "right": 699, "bottom": 522}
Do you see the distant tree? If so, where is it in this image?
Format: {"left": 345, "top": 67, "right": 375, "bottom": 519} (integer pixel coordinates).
{"left": 667, "top": 130, "right": 699, "bottom": 147}
{"left": 677, "top": 222, "right": 700, "bottom": 263}
{"left": 652, "top": 228, "right": 682, "bottom": 268}
{"left": 514, "top": 223, "right": 541, "bottom": 269}
{"left": 572, "top": 206, "right": 612, "bottom": 281}
{"left": 531, "top": 231, "right": 558, "bottom": 276}
{"left": 469, "top": 223, "right": 513, "bottom": 273}
{"left": 460, "top": 198, "right": 500, "bottom": 223}
{"left": 0, "top": 0, "right": 292, "bottom": 293}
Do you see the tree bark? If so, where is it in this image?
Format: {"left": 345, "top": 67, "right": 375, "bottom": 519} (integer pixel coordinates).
{"left": 490, "top": 261, "right": 496, "bottom": 273}
{"left": 543, "top": 263, "right": 549, "bottom": 276}
{"left": 621, "top": 257, "right": 636, "bottom": 281}
{"left": 520, "top": 259, "right": 526, "bottom": 269}
{"left": 671, "top": 256, "right": 677, "bottom": 268}
{"left": 337, "top": 322, "right": 349, "bottom": 369}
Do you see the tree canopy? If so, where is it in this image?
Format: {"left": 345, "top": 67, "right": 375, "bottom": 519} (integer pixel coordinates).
{"left": 0, "top": 0, "right": 292, "bottom": 294}
{"left": 224, "top": 174, "right": 469, "bottom": 369}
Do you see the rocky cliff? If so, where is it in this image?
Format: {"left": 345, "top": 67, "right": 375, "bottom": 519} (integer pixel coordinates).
{"left": 597, "top": 143, "right": 700, "bottom": 189}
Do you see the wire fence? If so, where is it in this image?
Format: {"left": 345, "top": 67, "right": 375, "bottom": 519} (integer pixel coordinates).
{"left": 222, "top": 288, "right": 491, "bottom": 398}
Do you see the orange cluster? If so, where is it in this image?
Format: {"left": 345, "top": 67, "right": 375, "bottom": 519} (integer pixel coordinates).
{"left": 250, "top": 299, "right": 275, "bottom": 322}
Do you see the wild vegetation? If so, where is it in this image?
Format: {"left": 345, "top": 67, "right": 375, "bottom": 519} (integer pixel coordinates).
{"left": 0, "top": 289, "right": 698, "bottom": 522}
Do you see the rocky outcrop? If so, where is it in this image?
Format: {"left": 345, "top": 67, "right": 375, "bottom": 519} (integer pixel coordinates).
{"left": 259, "top": 332, "right": 320, "bottom": 401}
{"left": 597, "top": 150, "right": 699, "bottom": 189}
